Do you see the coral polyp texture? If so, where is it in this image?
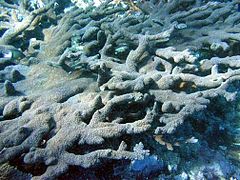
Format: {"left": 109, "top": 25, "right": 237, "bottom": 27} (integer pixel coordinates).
{"left": 0, "top": 0, "right": 240, "bottom": 179}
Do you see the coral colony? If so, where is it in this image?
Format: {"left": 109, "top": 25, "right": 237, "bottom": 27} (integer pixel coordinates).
{"left": 0, "top": 0, "right": 240, "bottom": 179}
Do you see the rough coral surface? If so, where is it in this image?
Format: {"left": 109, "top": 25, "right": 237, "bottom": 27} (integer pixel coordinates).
{"left": 0, "top": 0, "right": 240, "bottom": 179}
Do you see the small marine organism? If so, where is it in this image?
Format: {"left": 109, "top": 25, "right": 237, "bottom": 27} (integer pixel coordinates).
{"left": 29, "top": 0, "right": 45, "bottom": 9}
{"left": 185, "top": 137, "right": 199, "bottom": 144}
{"left": 0, "top": 45, "right": 25, "bottom": 61}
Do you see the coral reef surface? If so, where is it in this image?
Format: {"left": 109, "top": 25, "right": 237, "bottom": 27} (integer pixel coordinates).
{"left": 0, "top": 0, "right": 240, "bottom": 179}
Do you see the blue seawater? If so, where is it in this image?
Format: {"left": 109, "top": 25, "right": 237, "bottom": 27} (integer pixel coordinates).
{"left": 130, "top": 155, "right": 164, "bottom": 175}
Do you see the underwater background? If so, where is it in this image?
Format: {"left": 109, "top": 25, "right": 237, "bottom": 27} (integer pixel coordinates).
{"left": 0, "top": 0, "right": 240, "bottom": 179}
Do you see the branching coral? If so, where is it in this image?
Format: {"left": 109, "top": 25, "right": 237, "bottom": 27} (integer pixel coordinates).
{"left": 0, "top": 0, "right": 240, "bottom": 179}
{"left": 96, "top": 44, "right": 240, "bottom": 133}
{"left": 0, "top": 79, "right": 156, "bottom": 179}
{"left": 140, "top": 0, "right": 240, "bottom": 53}
{"left": 0, "top": 0, "right": 56, "bottom": 45}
